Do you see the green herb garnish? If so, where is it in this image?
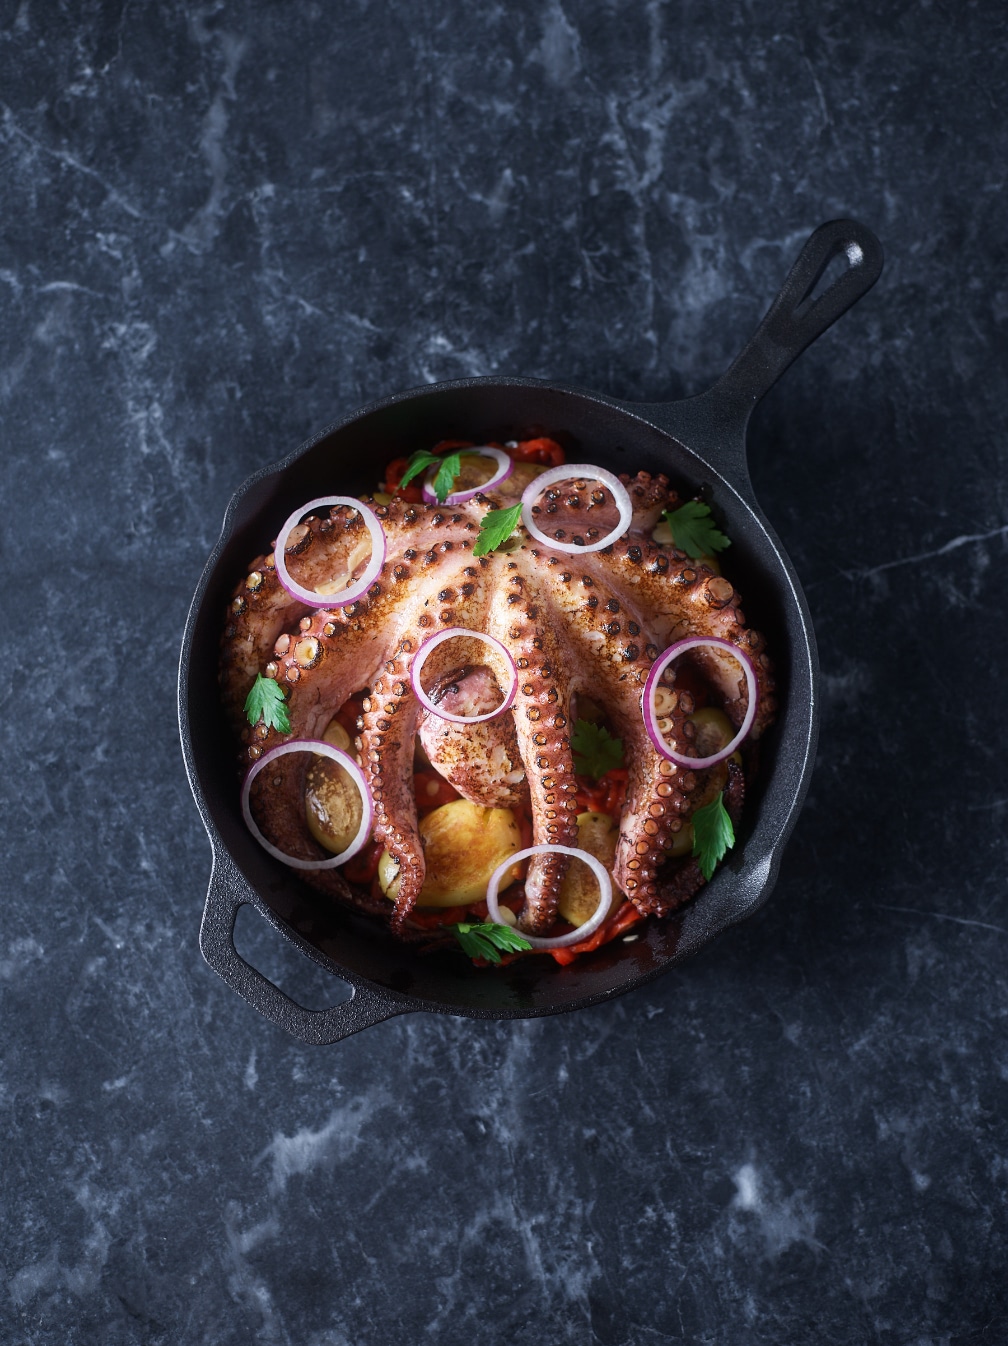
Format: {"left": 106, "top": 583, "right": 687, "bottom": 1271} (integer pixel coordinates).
{"left": 243, "top": 674, "right": 291, "bottom": 734}
{"left": 397, "top": 448, "right": 464, "bottom": 503}
{"left": 662, "top": 501, "right": 731, "bottom": 559}
{"left": 571, "top": 718, "right": 624, "bottom": 779}
{"left": 453, "top": 921, "right": 532, "bottom": 964}
{"left": 472, "top": 503, "right": 523, "bottom": 557}
{"left": 691, "top": 792, "right": 735, "bottom": 880}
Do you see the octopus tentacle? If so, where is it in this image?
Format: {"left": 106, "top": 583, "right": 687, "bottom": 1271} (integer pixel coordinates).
{"left": 418, "top": 674, "right": 528, "bottom": 810}
{"left": 488, "top": 564, "right": 580, "bottom": 933}
{"left": 620, "top": 469, "right": 678, "bottom": 532}
{"left": 220, "top": 545, "right": 309, "bottom": 742}
{"left": 356, "top": 545, "right": 497, "bottom": 921}
{"left": 358, "top": 659, "right": 426, "bottom": 926}
{"left": 615, "top": 750, "right": 695, "bottom": 914}
{"left": 593, "top": 539, "right": 776, "bottom": 736}
{"left": 533, "top": 545, "right": 701, "bottom": 914}
{"left": 221, "top": 503, "right": 389, "bottom": 742}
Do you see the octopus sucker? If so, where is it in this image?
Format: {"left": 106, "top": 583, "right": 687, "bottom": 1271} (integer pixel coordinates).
{"left": 222, "top": 459, "right": 776, "bottom": 948}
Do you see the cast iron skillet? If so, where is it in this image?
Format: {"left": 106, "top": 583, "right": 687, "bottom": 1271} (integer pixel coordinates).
{"left": 179, "top": 219, "right": 882, "bottom": 1044}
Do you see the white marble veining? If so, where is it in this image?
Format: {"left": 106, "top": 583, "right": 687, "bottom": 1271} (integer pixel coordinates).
{"left": 1, "top": 0, "right": 1007, "bottom": 1342}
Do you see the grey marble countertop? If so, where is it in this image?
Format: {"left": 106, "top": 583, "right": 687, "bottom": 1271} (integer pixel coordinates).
{"left": 2, "top": 3, "right": 1007, "bottom": 1343}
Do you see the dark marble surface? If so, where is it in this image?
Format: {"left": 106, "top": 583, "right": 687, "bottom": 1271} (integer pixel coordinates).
{"left": 3, "top": 2, "right": 1007, "bottom": 1342}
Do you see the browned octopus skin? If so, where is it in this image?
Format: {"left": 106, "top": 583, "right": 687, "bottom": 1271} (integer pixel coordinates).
{"left": 220, "top": 470, "right": 776, "bottom": 934}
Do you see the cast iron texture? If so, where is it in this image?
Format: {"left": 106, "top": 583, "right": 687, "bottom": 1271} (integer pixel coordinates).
{"left": 179, "top": 219, "right": 883, "bottom": 1044}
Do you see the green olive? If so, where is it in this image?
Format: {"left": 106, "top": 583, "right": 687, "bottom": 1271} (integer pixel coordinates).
{"left": 558, "top": 812, "right": 618, "bottom": 926}
{"left": 305, "top": 754, "right": 364, "bottom": 855}
{"left": 666, "top": 822, "right": 693, "bottom": 858}
{"left": 687, "top": 707, "right": 734, "bottom": 758}
{"left": 378, "top": 850, "right": 402, "bottom": 902}
{"left": 321, "top": 717, "right": 351, "bottom": 751}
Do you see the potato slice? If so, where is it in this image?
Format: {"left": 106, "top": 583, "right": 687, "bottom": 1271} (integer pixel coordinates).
{"left": 379, "top": 799, "right": 522, "bottom": 907}
{"left": 558, "top": 811, "right": 618, "bottom": 927}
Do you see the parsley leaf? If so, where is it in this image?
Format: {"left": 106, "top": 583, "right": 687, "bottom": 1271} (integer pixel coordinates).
{"left": 472, "top": 503, "right": 523, "bottom": 557}
{"left": 571, "top": 718, "right": 624, "bottom": 779}
{"left": 397, "top": 448, "right": 467, "bottom": 503}
{"left": 431, "top": 451, "right": 463, "bottom": 502}
{"left": 243, "top": 674, "right": 291, "bottom": 734}
{"left": 662, "top": 501, "right": 731, "bottom": 559}
{"left": 396, "top": 449, "right": 439, "bottom": 490}
{"left": 453, "top": 921, "right": 532, "bottom": 964}
{"left": 691, "top": 792, "right": 735, "bottom": 880}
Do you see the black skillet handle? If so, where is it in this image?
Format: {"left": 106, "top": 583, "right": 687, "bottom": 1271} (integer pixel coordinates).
{"left": 200, "top": 848, "right": 407, "bottom": 1044}
{"left": 638, "top": 219, "right": 884, "bottom": 488}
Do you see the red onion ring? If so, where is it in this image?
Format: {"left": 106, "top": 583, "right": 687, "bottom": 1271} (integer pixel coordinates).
{"left": 409, "top": 628, "right": 518, "bottom": 724}
{"left": 485, "top": 844, "right": 614, "bottom": 949}
{"left": 241, "top": 739, "right": 373, "bottom": 869}
{"left": 642, "top": 636, "right": 758, "bottom": 768}
{"left": 421, "top": 446, "right": 514, "bottom": 504}
{"left": 273, "top": 496, "right": 386, "bottom": 607}
{"left": 520, "top": 463, "right": 633, "bottom": 554}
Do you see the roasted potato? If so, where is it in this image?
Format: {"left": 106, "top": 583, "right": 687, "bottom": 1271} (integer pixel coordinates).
{"left": 379, "top": 799, "right": 522, "bottom": 906}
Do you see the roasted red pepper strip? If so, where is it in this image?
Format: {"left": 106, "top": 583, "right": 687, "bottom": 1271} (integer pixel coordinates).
{"left": 507, "top": 437, "right": 566, "bottom": 466}
{"left": 575, "top": 768, "right": 628, "bottom": 818}
{"left": 341, "top": 838, "right": 383, "bottom": 885}
{"left": 383, "top": 456, "right": 425, "bottom": 503}
{"left": 406, "top": 904, "right": 471, "bottom": 930}
{"left": 549, "top": 901, "right": 644, "bottom": 966}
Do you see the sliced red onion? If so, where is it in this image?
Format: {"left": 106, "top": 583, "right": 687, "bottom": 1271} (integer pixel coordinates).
{"left": 642, "top": 636, "right": 758, "bottom": 768}
{"left": 520, "top": 463, "right": 633, "bottom": 554}
{"left": 410, "top": 628, "right": 518, "bottom": 724}
{"left": 421, "top": 447, "right": 514, "bottom": 504}
{"left": 241, "top": 739, "right": 373, "bottom": 869}
{"left": 485, "top": 844, "right": 614, "bottom": 949}
{"left": 273, "top": 496, "right": 386, "bottom": 608}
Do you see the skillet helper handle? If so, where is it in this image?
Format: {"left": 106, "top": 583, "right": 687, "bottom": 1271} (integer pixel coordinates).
{"left": 200, "top": 849, "right": 406, "bottom": 1044}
